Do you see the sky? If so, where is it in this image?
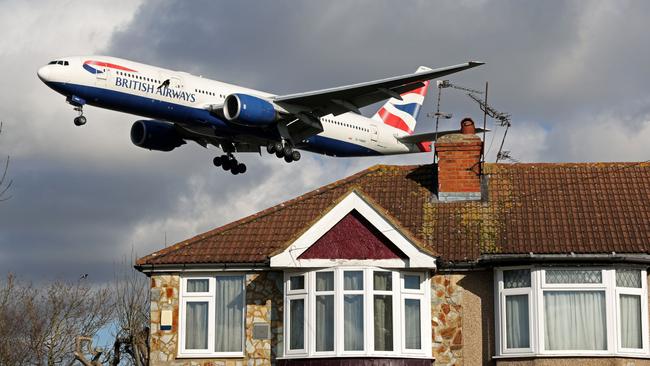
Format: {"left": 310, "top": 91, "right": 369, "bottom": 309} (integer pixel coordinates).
{"left": 0, "top": 0, "right": 649, "bottom": 283}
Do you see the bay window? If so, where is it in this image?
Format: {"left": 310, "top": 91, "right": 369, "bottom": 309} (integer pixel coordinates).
{"left": 496, "top": 267, "right": 649, "bottom": 357}
{"left": 179, "top": 274, "right": 246, "bottom": 357}
{"left": 284, "top": 268, "right": 431, "bottom": 358}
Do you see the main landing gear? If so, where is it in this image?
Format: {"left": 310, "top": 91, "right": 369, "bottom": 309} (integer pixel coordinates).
{"left": 73, "top": 106, "right": 86, "bottom": 126}
{"left": 266, "top": 142, "right": 301, "bottom": 163}
{"left": 213, "top": 154, "right": 247, "bottom": 175}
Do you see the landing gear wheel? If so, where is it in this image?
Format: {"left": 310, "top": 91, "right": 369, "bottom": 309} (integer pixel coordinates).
{"left": 284, "top": 155, "right": 293, "bottom": 163}
{"left": 237, "top": 163, "right": 247, "bottom": 174}
{"left": 266, "top": 144, "right": 276, "bottom": 154}
{"left": 283, "top": 145, "right": 293, "bottom": 157}
{"left": 213, "top": 156, "right": 222, "bottom": 167}
{"left": 222, "top": 158, "right": 232, "bottom": 171}
{"left": 291, "top": 151, "right": 301, "bottom": 161}
{"left": 275, "top": 149, "right": 284, "bottom": 158}
{"left": 274, "top": 142, "right": 283, "bottom": 153}
{"left": 73, "top": 116, "right": 87, "bottom": 126}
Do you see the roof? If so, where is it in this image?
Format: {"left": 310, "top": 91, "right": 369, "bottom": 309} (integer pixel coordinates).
{"left": 136, "top": 162, "right": 650, "bottom": 267}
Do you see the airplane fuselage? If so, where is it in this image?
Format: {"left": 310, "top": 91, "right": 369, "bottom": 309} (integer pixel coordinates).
{"left": 38, "top": 56, "right": 423, "bottom": 157}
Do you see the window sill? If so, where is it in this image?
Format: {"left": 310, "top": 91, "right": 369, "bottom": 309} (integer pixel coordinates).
{"left": 278, "top": 354, "right": 434, "bottom": 360}
{"left": 176, "top": 353, "right": 245, "bottom": 359}
{"left": 493, "top": 353, "right": 650, "bottom": 360}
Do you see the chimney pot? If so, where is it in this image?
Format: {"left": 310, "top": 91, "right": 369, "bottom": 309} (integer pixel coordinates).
{"left": 460, "top": 118, "right": 476, "bottom": 134}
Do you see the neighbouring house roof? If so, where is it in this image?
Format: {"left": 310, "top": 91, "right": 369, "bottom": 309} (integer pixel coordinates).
{"left": 136, "top": 162, "right": 650, "bottom": 268}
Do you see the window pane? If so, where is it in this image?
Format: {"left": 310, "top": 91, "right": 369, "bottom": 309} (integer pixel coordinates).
{"left": 344, "top": 295, "right": 364, "bottom": 350}
{"left": 374, "top": 295, "right": 393, "bottom": 351}
{"left": 289, "top": 299, "right": 305, "bottom": 350}
{"left": 617, "top": 269, "right": 642, "bottom": 288}
{"left": 185, "top": 302, "right": 208, "bottom": 349}
{"left": 404, "top": 299, "right": 421, "bottom": 349}
{"left": 187, "top": 279, "right": 209, "bottom": 292}
{"left": 344, "top": 271, "right": 363, "bottom": 291}
{"left": 504, "top": 269, "right": 531, "bottom": 288}
{"left": 505, "top": 295, "right": 530, "bottom": 349}
{"left": 544, "top": 291, "right": 606, "bottom": 350}
{"left": 404, "top": 275, "right": 421, "bottom": 290}
{"left": 316, "top": 272, "right": 334, "bottom": 291}
{"left": 373, "top": 272, "right": 392, "bottom": 291}
{"left": 620, "top": 294, "right": 642, "bottom": 349}
{"left": 215, "top": 276, "right": 244, "bottom": 352}
{"left": 316, "top": 295, "right": 334, "bottom": 351}
{"left": 546, "top": 269, "right": 602, "bottom": 284}
{"left": 290, "top": 275, "right": 304, "bottom": 291}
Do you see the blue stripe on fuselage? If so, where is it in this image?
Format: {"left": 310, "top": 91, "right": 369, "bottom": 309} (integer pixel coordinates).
{"left": 44, "top": 81, "right": 382, "bottom": 157}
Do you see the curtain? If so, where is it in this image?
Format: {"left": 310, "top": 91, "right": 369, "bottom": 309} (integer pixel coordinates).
{"left": 506, "top": 294, "right": 530, "bottom": 348}
{"left": 404, "top": 299, "right": 421, "bottom": 349}
{"left": 185, "top": 302, "right": 208, "bottom": 349}
{"left": 544, "top": 291, "right": 606, "bottom": 350}
{"left": 373, "top": 272, "right": 392, "bottom": 291}
{"left": 289, "top": 299, "right": 305, "bottom": 350}
{"left": 344, "top": 295, "right": 364, "bottom": 350}
{"left": 374, "top": 295, "right": 393, "bottom": 351}
{"left": 316, "top": 295, "right": 334, "bottom": 351}
{"left": 187, "top": 279, "right": 209, "bottom": 292}
{"left": 344, "top": 271, "right": 363, "bottom": 290}
{"left": 316, "top": 272, "right": 334, "bottom": 291}
{"left": 620, "top": 294, "right": 642, "bottom": 349}
{"left": 215, "top": 276, "right": 244, "bottom": 352}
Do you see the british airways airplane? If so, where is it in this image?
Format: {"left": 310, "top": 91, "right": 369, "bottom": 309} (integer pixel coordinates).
{"left": 37, "top": 56, "right": 483, "bottom": 174}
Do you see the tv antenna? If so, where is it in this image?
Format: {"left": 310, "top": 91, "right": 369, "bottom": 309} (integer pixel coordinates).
{"left": 466, "top": 91, "right": 514, "bottom": 163}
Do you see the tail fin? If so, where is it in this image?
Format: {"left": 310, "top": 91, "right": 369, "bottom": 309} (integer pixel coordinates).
{"left": 371, "top": 66, "right": 432, "bottom": 135}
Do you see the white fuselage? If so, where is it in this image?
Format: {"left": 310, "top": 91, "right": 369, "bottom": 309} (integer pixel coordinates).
{"left": 38, "top": 56, "right": 422, "bottom": 157}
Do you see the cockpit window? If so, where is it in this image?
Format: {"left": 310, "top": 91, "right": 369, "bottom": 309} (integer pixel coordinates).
{"left": 48, "top": 60, "right": 57, "bottom": 65}
{"left": 57, "top": 61, "right": 64, "bottom": 65}
{"left": 63, "top": 61, "right": 69, "bottom": 66}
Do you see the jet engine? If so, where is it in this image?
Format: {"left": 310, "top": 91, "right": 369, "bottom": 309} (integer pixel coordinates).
{"left": 223, "top": 93, "right": 278, "bottom": 126}
{"left": 130, "top": 120, "right": 186, "bottom": 152}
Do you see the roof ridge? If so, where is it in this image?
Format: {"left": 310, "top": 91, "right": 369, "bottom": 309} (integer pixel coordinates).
{"left": 137, "top": 164, "right": 409, "bottom": 264}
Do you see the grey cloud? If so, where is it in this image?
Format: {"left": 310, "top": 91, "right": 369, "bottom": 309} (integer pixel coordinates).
{"left": 2, "top": 0, "right": 649, "bottom": 283}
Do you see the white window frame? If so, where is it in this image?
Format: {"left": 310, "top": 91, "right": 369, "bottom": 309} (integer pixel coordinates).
{"left": 615, "top": 269, "right": 649, "bottom": 355}
{"left": 495, "top": 266, "right": 649, "bottom": 358}
{"left": 495, "top": 267, "right": 535, "bottom": 355}
{"left": 282, "top": 267, "right": 431, "bottom": 359}
{"left": 400, "top": 272, "right": 428, "bottom": 354}
{"left": 178, "top": 273, "right": 246, "bottom": 358}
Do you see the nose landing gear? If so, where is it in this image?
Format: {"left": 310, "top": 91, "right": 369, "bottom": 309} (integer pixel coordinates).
{"left": 213, "top": 154, "right": 247, "bottom": 175}
{"left": 68, "top": 96, "right": 87, "bottom": 127}
{"left": 266, "top": 142, "right": 301, "bottom": 163}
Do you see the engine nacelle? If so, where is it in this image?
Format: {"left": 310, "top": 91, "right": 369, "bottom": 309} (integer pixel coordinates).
{"left": 130, "top": 120, "right": 186, "bottom": 152}
{"left": 223, "top": 93, "right": 277, "bottom": 126}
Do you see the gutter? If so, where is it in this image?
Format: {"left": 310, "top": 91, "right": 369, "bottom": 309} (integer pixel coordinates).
{"left": 134, "top": 261, "right": 270, "bottom": 275}
{"left": 437, "top": 253, "right": 650, "bottom": 271}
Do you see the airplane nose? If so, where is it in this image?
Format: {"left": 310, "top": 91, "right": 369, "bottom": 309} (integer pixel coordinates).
{"left": 37, "top": 66, "right": 50, "bottom": 82}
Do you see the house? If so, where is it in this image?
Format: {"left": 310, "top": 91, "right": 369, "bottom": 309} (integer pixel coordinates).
{"left": 136, "top": 119, "right": 650, "bottom": 366}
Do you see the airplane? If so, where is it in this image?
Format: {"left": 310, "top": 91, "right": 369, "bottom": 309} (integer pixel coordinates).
{"left": 37, "top": 56, "right": 483, "bottom": 175}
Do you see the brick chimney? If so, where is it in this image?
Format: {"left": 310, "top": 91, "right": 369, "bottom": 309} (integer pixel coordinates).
{"left": 435, "top": 118, "right": 483, "bottom": 202}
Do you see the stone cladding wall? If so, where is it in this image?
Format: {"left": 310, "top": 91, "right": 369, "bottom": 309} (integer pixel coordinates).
{"left": 431, "top": 274, "right": 464, "bottom": 365}
{"left": 148, "top": 271, "right": 283, "bottom": 366}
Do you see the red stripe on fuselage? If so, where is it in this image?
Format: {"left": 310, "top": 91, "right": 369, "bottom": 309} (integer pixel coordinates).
{"left": 377, "top": 108, "right": 413, "bottom": 134}
{"left": 84, "top": 60, "right": 137, "bottom": 72}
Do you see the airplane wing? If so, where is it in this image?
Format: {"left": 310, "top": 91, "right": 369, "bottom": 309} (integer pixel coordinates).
{"left": 273, "top": 61, "right": 484, "bottom": 117}
{"left": 397, "top": 128, "right": 489, "bottom": 144}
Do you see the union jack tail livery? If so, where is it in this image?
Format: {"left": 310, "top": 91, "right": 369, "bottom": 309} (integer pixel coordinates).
{"left": 371, "top": 66, "right": 431, "bottom": 135}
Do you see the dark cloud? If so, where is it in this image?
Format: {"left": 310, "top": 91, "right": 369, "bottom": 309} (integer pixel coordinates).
{"left": 2, "top": 1, "right": 649, "bottom": 283}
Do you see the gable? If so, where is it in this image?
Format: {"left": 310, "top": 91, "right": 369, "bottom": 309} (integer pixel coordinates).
{"left": 270, "top": 190, "right": 436, "bottom": 269}
{"left": 298, "top": 210, "right": 407, "bottom": 260}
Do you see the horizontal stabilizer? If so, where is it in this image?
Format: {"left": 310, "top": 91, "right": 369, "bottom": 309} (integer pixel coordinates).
{"left": 397, "top": 128, "right": 489, "bottom": 144}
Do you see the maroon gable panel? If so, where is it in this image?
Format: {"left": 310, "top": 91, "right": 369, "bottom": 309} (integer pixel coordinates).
{"left": 299, "top": 210, "right": 407, "bottom": 260}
